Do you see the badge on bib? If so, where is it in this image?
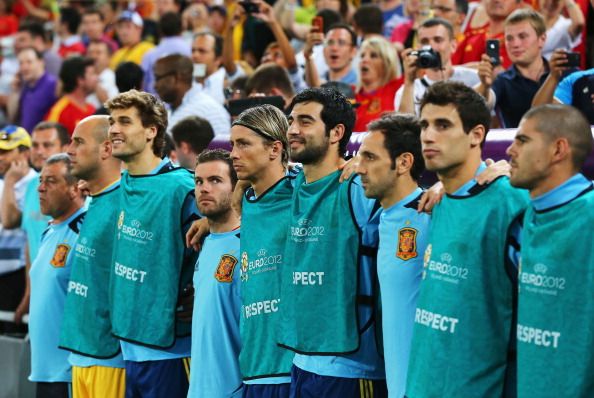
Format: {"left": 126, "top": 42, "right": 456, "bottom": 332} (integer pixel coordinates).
{"left": 396, "top": 227, "right": 418, "bottom": 261}
{"left": 50, "top": 243, "right": 71, "bottom": 268}
{"left": 215, "top": 254, "right": 238, "bottom": 283}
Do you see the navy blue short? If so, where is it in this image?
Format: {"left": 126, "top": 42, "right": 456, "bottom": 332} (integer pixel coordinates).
{"left": 289, "top": 365, "right": 387, "bottom": 398}
{"left": 242, "top": 382, "right": 291, "bottom": 398}
{"left": 125, "top": 358, "right": 190, "bottom": 398}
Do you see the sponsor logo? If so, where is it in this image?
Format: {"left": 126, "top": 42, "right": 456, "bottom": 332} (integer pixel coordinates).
{"left": 520, "top": 261, "right": 566, "bottom": 296}
{"left": 396, "top": 227, "right": 418, "bottom": 261}
{"left": 290, "top": 218, "right": 325, "bottom": 242}
{"left": 425, "top": 251, "right": 469, "bottom": 284}
{"left": 118, "top": 216, "right": 154, "bottom": 243}
{"left": 215, "top": 254, "right": 238, "bottom": 283}
{"left": 50, "top": 244, "right": 71, "bottom": 268}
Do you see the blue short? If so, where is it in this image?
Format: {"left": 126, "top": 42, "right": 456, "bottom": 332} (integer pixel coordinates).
{"left": 289, "top": 365, "right": 387, "bottom": 398}
{"left": 242, "top": 382, "right": 291, "bottom": 398}
{"left": 125, "top": 358, "right": 190, "bottom": 398}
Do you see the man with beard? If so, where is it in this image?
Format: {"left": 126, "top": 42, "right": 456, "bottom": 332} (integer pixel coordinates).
{"left": 278, "top": 88, "right": 387, "bottom": 397}
{"left": 188, "top": 149, "right": 242, "bottom": 397}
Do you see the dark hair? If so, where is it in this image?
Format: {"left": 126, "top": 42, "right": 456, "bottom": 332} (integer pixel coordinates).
{"left": 115, "top": 62, "right": 144, "bottom": 92}
{"left": 368, "top": 113, "right": 425, "bottom": 180}
{"left": 33, "top": 122, "right": 70, "bottom": 146}
{"left": 171, "top": 116, "right": 215, "bottom": 154}
{"left": 353, "top": 5, "right": 383, "bottom": 36}
{"left": 88, "top": 39, "right": 113, "bottom": 55}
{"left": 289, "top": 87, "right": 355, "bottom": 156}
{"left": 245, "top": 63, "right": 294, "bottom": 99}
{"left": 327, "top": 22, "right": 357, "bottom": 46}
{"left": 59, "top": 56, "right": 94, "bottom": 93}
{"left": 18, "top": 22, "right": 46, "bottom": 41}
{"left": 194, "top": 31, "right": 223, "bottom": 58}
{"left": 196, "top": 149, "right": 238, "bottom": 187}
{"left": 83, "top": 6, "right": 104, "bottom": 20}
{"left": 316, "top": 9, "right": 342, "bottom": 34}
{"left": 420, "top": 81, "right": 491, "bottom": 145}
{"left": 45, "top": 153, "right": 78, "bottom": 185}
{"left": 159, "top": 11, "right": 182, "bottom": 37}
{"left": 209, "top": 5, "right": 227, "bottom": 18}
{"left": 19, "top": 46, "right": 43, "bottom": 60}
{"left": 105, "top": 90, "right": 168, "bottom": 157}
{"left": 456, "top": 0, "right": 469, "bottom": 15}
{"left": 523, "top": 104, "right": 593, "bottom": 170}
{"left": 420, "top": 17, "right": 455, "bottom": 41}
{"left": 156, "top": 54, "right": 193, "bottom": 85}
{"left": 163, "top": 133, "right": 176, "bottom": 159}
{"left": 60, "top": 7, "right": 82, "bottom": 35}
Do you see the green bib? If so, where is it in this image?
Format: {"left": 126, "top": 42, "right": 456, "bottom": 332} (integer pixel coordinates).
{"left": 60, "top": 185, "right": 121, "bottom": 358}
{"left": 407, "top": 178, "right": 528, "bottom": 397}
{"left": 517, "top": 186, "right": 594, "bottom": 398}
{"left": 277, "top": 171, "right": 362, "bottom": 354}
{"left": 239, "top": 177, "right": 294, "bottom": 380}
{"left": 110, "top": 168, "right": 195, "bottom": 348}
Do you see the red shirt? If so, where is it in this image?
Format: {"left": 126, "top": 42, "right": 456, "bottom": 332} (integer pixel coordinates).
{"left": 0, "top": 14, "right": 18, "bottom": 37}
{"left": 45, "top": 96, "right": 95, "bottom": 135}
{"left": 354, "top": 78, "right": 403, "bottom": 132}
{"left": 452, "top": 30, "right": 511, "bottom": 69}
{"left": 58, "top": 42, "right": 86, "bottom": 59}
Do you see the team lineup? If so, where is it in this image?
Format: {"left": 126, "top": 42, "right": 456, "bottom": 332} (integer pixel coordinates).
{"left": 17, "top": 82, "right": 594, "bottom": 398}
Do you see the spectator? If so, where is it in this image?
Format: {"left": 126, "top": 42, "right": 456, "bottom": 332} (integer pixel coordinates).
{"left": 0, "top": 126, "right": 35, "bottom": 335}
{"left": 396, "top": 18, "right": 479, "bottom": 115}
{"left": 352, "top": 4, "right": 384, "bottom": 40}
{"left": 86, "top": 40, "right": 119, "bottom": 109}
{"left": 0, "top": 0, "right": 18, "bottom": 37}
{"left": 431, "top": 0, "right": 469, "bottom": 43}
{"left": 258, "top": 16, "right": 308, "bottom": 95}
{"left": 390, "top": 0, "right": 427, "bottom": 53}
{"left": 540, "top": 0, "right": 584, "bottom": 60}
{"left": 57, "top": 7, "right": 86, "bottom": 58}
{"left": 109, "top": 11, "right": 155, "bottom": 70}
{"left": 115, "top": 62, "right": 144, "bottom": 93}
{"left": 244, "top": 63, "right": 296, "bottom": 109}
{"left": 304, "top": 23, "right": 358, "bottom": 87}
{"left": 191, "top": 32, "right": 227, "bottom": 103}
{"left": 354, "top": 36, "right": 403, "bottom": 132}
{"left": 46, "top": 57, "right": 98, "bottom": 135}
{"left": 12, "top": 0, "right": 55, "bottom": 21}
{"left": 476, "top": 9, "right": 549, "bottom": 128}
{"left": 208, "top": 6, "right": 227, "bottom": 35}
{"left": 170, "top": 116, "right": 215, "bottom": 170}
{"left": 153, "top": 54, "right": 230, "bottom": 136}
{"left": 9, "top": 48, "right": 58, "bottom": 134}
{"left": 380, "top": 0, "right": 405, "bottom": 38}
{"left": 14, "top": 23, "right": 62, "bottom": 76}
{"left": 532, "top": 54, "right": 594, "bottom": 123}
{"left": 453, "top": 0, "right": 522, "bottom": 67}
{"left": 80, "top": 7, "right": 119, "bottom": 53}
{"left": 142, "top": 12, "right": 191, "bottom": 95}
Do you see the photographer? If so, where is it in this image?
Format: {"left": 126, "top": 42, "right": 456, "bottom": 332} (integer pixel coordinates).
{"left": 396, "top": 18, "right": 479, "bottom": 115}
{"left": 475, "top": 9, "right": 549, "bottom": 128}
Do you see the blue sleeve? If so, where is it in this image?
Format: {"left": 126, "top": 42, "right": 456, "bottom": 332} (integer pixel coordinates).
{"left": 349, "top": 175, "right": 379, "bottom": 230}
{"left": 553, "top": 72, "right": 578, "bottom": 104}
{"left": 181, "top": 191, "right": 201, "bottom": 265}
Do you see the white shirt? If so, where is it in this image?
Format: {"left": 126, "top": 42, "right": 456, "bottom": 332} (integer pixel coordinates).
{"left": 394, "top": 66, "right": 480, "bottom": 115}
{"left": 86, "top": 68, "right": 119, "bottom": 109}
{"left": 168, "top": 84, "right": 231, "bottom": 136}
{"left": 543, "top": 16, "right": 581, "bottom": 60}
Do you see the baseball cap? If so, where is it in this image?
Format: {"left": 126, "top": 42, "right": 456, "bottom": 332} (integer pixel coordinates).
{"left": 117, "top": 10, "right": 143, "bottom": 28}
{"left": 0, "top": 125, "right": 31, "bottom": 151}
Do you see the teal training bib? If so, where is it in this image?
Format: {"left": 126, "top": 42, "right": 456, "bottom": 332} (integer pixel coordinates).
{"left": 60, "top": 185, "right": 121, "bottom": 358}
{"left": 278, "top": 171, "right": 363, "bottom": 354}
{"left": 239, "top": 177, "right": 294, "bottom": 380}
{"left": 407, "top": 178, "right": 528, "bottom": 397}
{"left": 517, "top": 186, "right": 594, "bottom": 398}
{"left": 110, "top": 168, "right": 195, "bottom": 348}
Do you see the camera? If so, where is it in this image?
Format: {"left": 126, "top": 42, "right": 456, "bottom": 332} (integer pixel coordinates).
{"left": 411, "top": 46, "right": 442, "bottom": 69}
